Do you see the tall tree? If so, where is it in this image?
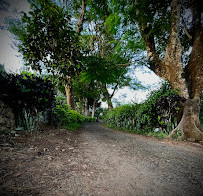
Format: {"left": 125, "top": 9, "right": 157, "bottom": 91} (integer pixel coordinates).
{"left": 110, "top": 0, "right": 203, "bottom": 141}
{"left": 80, "top": 55, "right": 131, "bottom": 110}
{"left": 61, "top": 0, "right": 86, "bottom": 109}
{"left": 8, "top": 0, "right": 81, "bottom": 109}
{"left": 80, "top": 0, "right": 134, "bottom": 110}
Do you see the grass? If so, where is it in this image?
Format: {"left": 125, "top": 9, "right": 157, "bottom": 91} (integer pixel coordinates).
{"left": 63, "top": 122, "right": 82, "bottom": 131}
{"left": 103, "top": 123, "right": 168, "bottom": 139}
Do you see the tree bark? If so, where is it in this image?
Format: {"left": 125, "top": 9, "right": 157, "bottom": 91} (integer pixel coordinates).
{"left": 76, "top": 0, "right": 86, "bottom": 34}
{"left": 169, "top": 0, "right": 203, "bottom": 141}
{"left": 169, "top": 97, "right": 202, "bottom": 141}
{"left": 168, "top": 0, "right": 203, "bottom": 141}
{"left": 91, "top": 100, "right": 96, "bottom": 118}
{"left": 137, "top": 0, "right": 203, "bottom": 141}
{"left": 107, "top": 97, "right": 113, "bottom": 110}
{"left": 84, "top": 98, "right": 89, "bottom": 116}
{"left": 65, "top": 84, "right": 75, "bottom": 109}
{"left": 103, "top": 84, "right": 113, "bottom": 110}
{"left": 164, "top": 0, "right": 189, "bottom": 99}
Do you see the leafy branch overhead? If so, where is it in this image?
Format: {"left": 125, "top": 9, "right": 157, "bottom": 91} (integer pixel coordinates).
{"left": 9, "top": 0, "right": 80, "bottom": 77}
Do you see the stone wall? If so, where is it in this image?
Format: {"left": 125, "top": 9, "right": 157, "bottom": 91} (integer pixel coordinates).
{"left": 0, "top": 100, "right": 15, "bottom": 132}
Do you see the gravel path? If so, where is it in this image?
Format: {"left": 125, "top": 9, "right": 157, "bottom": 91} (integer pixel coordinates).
{"left": 0, "top": 122, "right": 203, "bottom": 196}
{"left": 79, "top": 123, "right": 203, "bottom": 196}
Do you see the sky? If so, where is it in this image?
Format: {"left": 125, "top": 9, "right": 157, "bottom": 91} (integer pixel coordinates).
{"left": 0, "top": 0, "right": 162, "bottom": 108}
{"left": 0, "top": 0, "right": 30, "bottom": 72}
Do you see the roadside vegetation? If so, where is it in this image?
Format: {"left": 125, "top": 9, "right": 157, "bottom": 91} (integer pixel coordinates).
{"left": 0, "top": 0, "right": 202, "bottom": 141}
{"left": 0, "top": 67, "right": 96, "bottom": 133}
{"left": 103, "top": 82, "right": 183, "bottom": 139}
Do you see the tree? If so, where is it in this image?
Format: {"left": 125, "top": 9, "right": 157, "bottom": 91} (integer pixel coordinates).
{"left": 79, "top": 0, "right": 135, "bottom": 110}
{"left": 110, "top": 0, "right": 203, "bottom": 141}
{"left": 80, "top": 54, "right": 131, "bottom": 110}
{"left": 8, "top": 0, "right": 82, "bottom": 109}
{"left": 73, "top": 76, "right": 101, "bottom": 117}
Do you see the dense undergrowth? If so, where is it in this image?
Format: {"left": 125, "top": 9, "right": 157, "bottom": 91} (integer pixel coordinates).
{"left": 103, "top": 82, "right": 183, "bottom": 138}
{"left": 0, "top": 67, "right": 96, "bottom": 132}
{"left": 54, "top": 97, "right": 96, "bottom": 130}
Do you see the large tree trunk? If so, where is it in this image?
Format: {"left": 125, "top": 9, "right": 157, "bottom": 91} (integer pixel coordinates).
{"left": 169, "top": 0, "right": 203, "bottom": 141}
{"left": 65, "top": 84, "right": 75, "bottom": 110}
{"left": 84, "top": 98, "right": 90, "bottom": 116}
{"left": 104, "top": 90, "right": 113, "bottom": 110}
{"left": 107, "top": 97, "right": 113, "bottom": 110}
{"left": 164, "top": 0, "right": 189, "bottom": 99}
{"left": 137, "top": 0, "right": 203, "bottom": 141}
{"left": 169, "top": 97, "right": 202, "bottom": 141}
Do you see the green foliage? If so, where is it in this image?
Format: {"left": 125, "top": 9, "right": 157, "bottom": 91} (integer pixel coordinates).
{"left": 8, "top": 0, "right": 80, "bottom": 77}
{"left": 104, "top": 104, "right": 137, "bottom": 129}
{"left": 147, "top": 131, "right": 166, "bottom": 139}
{"left": 54, "top": 97, "right": 96, "bottom": 130}
{"left": 104, "top": 82, "right": 182, "bottom": 135}
{"left": 0, "top": 69, "right": 55, "bottom": 132}
{"left": 81, "top": 55, "right": 129, "bottom": 85}
{"left": 104, "top": 0, "right": 192, "bottom": 65}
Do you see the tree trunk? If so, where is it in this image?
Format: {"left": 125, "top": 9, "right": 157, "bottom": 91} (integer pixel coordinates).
{"left": 76, "top": 0, "right": 86, "bottom": 33}
{"left": 63, "top": 0, "right": 86, "bottom": 111}
{"left": 91, "top": 100, "right": 96, "bottom": 118}
{"left": 102, "top": 84, "right": 113, "bottom": 110}
{"left": 103, "top": 87, "right": 113, "bottom": 110}
{"left": 84, "top": 98, "right": 89, "bottom": 116}
{"left": 169, "top": 0, "right": 203, "bottom": 141}
{"left": 65, "top": 84, "right": 75, "bottom": 110}
{"left": 137, "top": 0, "right": 203, "bottom": 141}
{"left": 169, "top": 97, "right": 202, "bottom": 141}
{"left": 164, "top": 0, "right": 189, "bottom": 99}
{"left": 107, "top": 98, "right": 113, "bottom": 110}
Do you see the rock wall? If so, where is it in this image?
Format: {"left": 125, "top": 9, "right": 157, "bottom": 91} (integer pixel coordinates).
{"left": 0, "top": 100, "right": 15, "bottom": 132}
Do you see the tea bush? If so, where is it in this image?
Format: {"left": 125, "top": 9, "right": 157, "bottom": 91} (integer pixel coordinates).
{"left": 54, "top": 97, "right": 96, "bottom": 130}
{"left": 0, "top": 69, "right": 55, "bottom": 132}
{"left": 104, "top": 82, "right": 182, "bottom": 135}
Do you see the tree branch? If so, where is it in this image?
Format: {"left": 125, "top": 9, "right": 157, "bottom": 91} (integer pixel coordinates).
{"left": 182, "top": 18, "right": 192, "bottom": 39}
{"left": 163, "top": 0, "right": 189, "bottom": 98}
{"left": 136, "top": 11, "right": 163, "bottom": 75}
{"left": 110, "top": 82, "right": 119, "bottom": 99}
{"left": 76, "top": 0, "right": 86, "bottom": 34}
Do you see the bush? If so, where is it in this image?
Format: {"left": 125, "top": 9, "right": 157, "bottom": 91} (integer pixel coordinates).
{"left": 104, "top": 104, "right": 138, "bottom": 130}
{"left": 54, "top": 97, "right": 96, "bottom": 130}
{"left": 0, "top": 69, "right": 55, "bottom": 132}
{"left": 104, "top": 82, "right": 182, "bottom": 135}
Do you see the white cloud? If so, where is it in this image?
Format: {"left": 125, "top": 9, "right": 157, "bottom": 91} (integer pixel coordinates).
{"left": 0, "top": 30, "right": 23, "bottom": 72}
{"left": 101, "top": 68, "right": 162, "bottom": 108}
{"left": 0, "top": 0, "right": 30, "bottom": 72}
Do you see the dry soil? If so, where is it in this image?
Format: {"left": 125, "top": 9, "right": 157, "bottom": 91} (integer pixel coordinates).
{"left": 0, "top": 122, "right": 203, "bottom": 196}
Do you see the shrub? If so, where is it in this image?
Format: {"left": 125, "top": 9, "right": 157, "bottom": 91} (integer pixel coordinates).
{"left": 53, "top": 97, "right": 96, "bottom": 130}
{"left": 104, "top": 104, "right": 138, "bottom": 130}
{"left": 104, "top": 82, "right": 182, "bottom": 135}
{"left": 0, "top": 69, "right": 55, "bottom": 132}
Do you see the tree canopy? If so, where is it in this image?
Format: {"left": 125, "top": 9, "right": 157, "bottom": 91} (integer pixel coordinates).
{"left": 7, "top": 0, "right": 203, "bottom": 141}
{"left": 9, "top": 0, "right": 80, "bottom": 78}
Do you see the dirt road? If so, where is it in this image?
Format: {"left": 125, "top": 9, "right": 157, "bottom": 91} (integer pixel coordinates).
{"left": 0, "top": 123, "right": 203, "bottom": 196}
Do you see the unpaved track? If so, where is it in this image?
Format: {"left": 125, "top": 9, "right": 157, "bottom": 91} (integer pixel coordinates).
{"left": 0, "top": 122, "right": 203, "bottom": 196}
{"left": 79, "top": 123, "right": 203, "bottom": 196}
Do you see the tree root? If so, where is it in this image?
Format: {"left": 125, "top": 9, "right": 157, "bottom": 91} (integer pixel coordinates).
{"left": 168, "top": 121, "right": 203, "bottom": 142}
{"left": 168, "top": 125, "right": 186, "bottom": 141}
